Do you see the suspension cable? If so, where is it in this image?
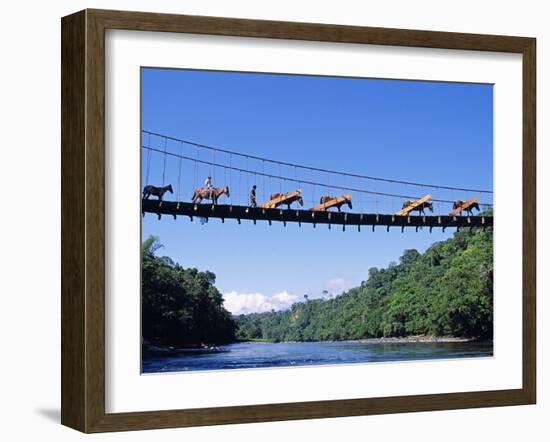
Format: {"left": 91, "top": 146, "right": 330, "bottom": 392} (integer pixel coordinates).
{"left": 143, "top": 129, "right": 494, "bottom": 194}
{"left": 144, "top": 132, "right": 152, "bottom": 185}
{"left": 161, "top": 137, "right": 168, "bottom": 186}
{"left": 176, "top": 141, "right": 183, "bottom": 202}
{"left": 141, "top": 144, "right": 492, "bottom": 205}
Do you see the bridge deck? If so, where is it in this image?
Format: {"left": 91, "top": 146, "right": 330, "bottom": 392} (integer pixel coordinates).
{"left": 142, "top": 200, "right": 492, "bottom": 229}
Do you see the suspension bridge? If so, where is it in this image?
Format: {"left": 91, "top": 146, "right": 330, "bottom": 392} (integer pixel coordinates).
{"left": 141, "top": 130, "right": 493, "bottom": 231}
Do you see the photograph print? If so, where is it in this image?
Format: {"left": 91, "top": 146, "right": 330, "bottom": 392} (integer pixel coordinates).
{"left": 141, "top": 68, "right": 494, "bottom": 374}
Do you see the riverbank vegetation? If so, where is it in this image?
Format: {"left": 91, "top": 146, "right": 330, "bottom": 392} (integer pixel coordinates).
{"left": 142, "top": 236, "right": 236, "bottom": 347}
{"left": 142, "top": 226, "right": 493, "bottom": 348}
{"left": 234, "top": 227, "right": 493, "bottom": 341}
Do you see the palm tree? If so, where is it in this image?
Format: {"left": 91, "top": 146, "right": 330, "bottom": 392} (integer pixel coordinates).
{"left": 142, "top": 235, "right": 163, "bottom": 257}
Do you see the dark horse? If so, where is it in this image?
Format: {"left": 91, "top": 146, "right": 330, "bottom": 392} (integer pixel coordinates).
{"left": 142, "top": 184, "right": 173, "bottom": 203}
{"left": 452, "top": 200, "right": 480, "bottom": 216}
{"left": 402, "top": 200, "right": 433, "bottom": 216}
{"left": 319, "top": 195, "right": 353, "bottom": 212}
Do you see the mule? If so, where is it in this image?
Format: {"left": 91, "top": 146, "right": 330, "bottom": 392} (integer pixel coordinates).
{"left": 401, "top": 200, "right": 433, "bottom": 216}
{"left": 319, "top": 196, "right": 353, "bottom": 212}
{"left": 452, "top": 200, "right": 480, "bottom": 216}
{"left": 269, "top": 192, "right": 304, "bottom": 210}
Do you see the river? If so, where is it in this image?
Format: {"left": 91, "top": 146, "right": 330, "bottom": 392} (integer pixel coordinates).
{"left": 142, "top": 340, "right": 493, "bottom": 373}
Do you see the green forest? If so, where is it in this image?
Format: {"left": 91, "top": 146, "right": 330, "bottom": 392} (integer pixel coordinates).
{"left": 142, "top": 226, "right": 493, "bottom": 348}
{"left": 235, "top": 227, "right": 493, "bottom": 341}
{"left": 142, "top": 236, "right": 236, "bottom": 347}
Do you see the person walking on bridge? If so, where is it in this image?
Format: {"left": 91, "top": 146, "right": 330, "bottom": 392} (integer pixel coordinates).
{"left": 249, "top": 185, "right": 257, "bottom": 208}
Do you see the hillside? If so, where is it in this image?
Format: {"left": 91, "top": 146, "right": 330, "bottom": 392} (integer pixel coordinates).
{"left": 235, "top": 227, "right": 493, "bottom": 341}
{"left": 142, "top": 226, "right": 493, "bottom": 348}
{"left": 141, "top": 236, "right": 236, "bottom": 347}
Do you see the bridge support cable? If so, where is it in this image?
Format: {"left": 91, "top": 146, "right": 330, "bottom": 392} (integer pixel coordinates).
{"left": 161, "top": 137, "right": 168, "bottom": 186}
{"left": 212, "top": 150, "right": 216, "bottom": 182}
{"left": 142, "top": 129, "right": 494, "bottom": 195}
{"left": 193, "top": 147, "right": 200, "bottom": 189}
{"left": 144, "top": 132, "right": 152, "bottom": 186}
{"left": 238, "top": 170, "right": 242, "bottom": 206}
{"left": 246, "top": 156, "right": 249, "bottom": 199}
{"left": 278, "top": 163, "right": 282, "bottom": 194}
{"left": 176, "top": 140, "right": 183, "bottom": 205}
{"left": 140, "top": 131, "right": 494, "bottom": 219}
{"left": 229, "top": 153, "right": 233, "bottom": 206}
{"left": 141, "top": 143, "right": 493, "bottom": 210}
{"left": 262, "top": 161, "right": 267, "bottom": 201}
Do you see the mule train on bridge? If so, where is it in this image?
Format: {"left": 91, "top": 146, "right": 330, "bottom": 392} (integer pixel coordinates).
{"left": 142, "top": 183, "right": 490, "bottom": 231}
{"left": 141, "top": 130, "right": 492, "bottom": 231}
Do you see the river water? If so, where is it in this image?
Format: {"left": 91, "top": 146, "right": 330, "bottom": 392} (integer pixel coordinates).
{"left": 142, "top": 340, "right": 493, "bottom": 373}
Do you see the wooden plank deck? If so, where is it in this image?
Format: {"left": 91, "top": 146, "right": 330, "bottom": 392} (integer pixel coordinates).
{"left": 142, "top": 200, "right": 492, "bottom": 229}
{"left": 395, "top": 194, "right": 432, "bottom": 216}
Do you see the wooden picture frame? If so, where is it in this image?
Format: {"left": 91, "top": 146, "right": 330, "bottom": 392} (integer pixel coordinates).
{"left": 61, "top": 9, "right": 536, "bottom": 433}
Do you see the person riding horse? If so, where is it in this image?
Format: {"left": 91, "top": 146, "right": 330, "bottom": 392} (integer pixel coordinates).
{"left": 192, "top": 186, "right": 230, "bottom": 205}
{"left": 204, "top": 175, "right": 213, "bottom": 198}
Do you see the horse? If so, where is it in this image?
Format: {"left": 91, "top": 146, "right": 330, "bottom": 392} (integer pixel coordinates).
{"left": 319, "top": 195, "right": 353, "bottom": 212}
{"left": 191, "top": 186, "right": 230, "bottom": 204}
{"left": 269, "top": 192, "right": 304, "bottom": 210}
{"left": 401, "top": 199, "right": 433, "bottom": 216}
{"left": 452, "top": 200, "right": 480, "bottom": 216}
{"left": 142, "top": 184, "right": 173, "bottom": 203}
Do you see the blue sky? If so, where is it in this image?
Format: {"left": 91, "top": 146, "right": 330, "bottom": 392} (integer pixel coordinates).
{"left": 141, "top": 68, "right": 493, "bottom": 314}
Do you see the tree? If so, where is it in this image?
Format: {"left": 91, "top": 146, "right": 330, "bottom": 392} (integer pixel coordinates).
{"left": 399, "top": 249, "right": 420, "bottom": 266}
{"left": 142, "top": 235, "right": 163, "bottom": 256}
{"left": 233, "top": 227, "right": 493, "bottom": 341}
{"left": 142, "top": 236, "right": 236, "bottom": 347}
